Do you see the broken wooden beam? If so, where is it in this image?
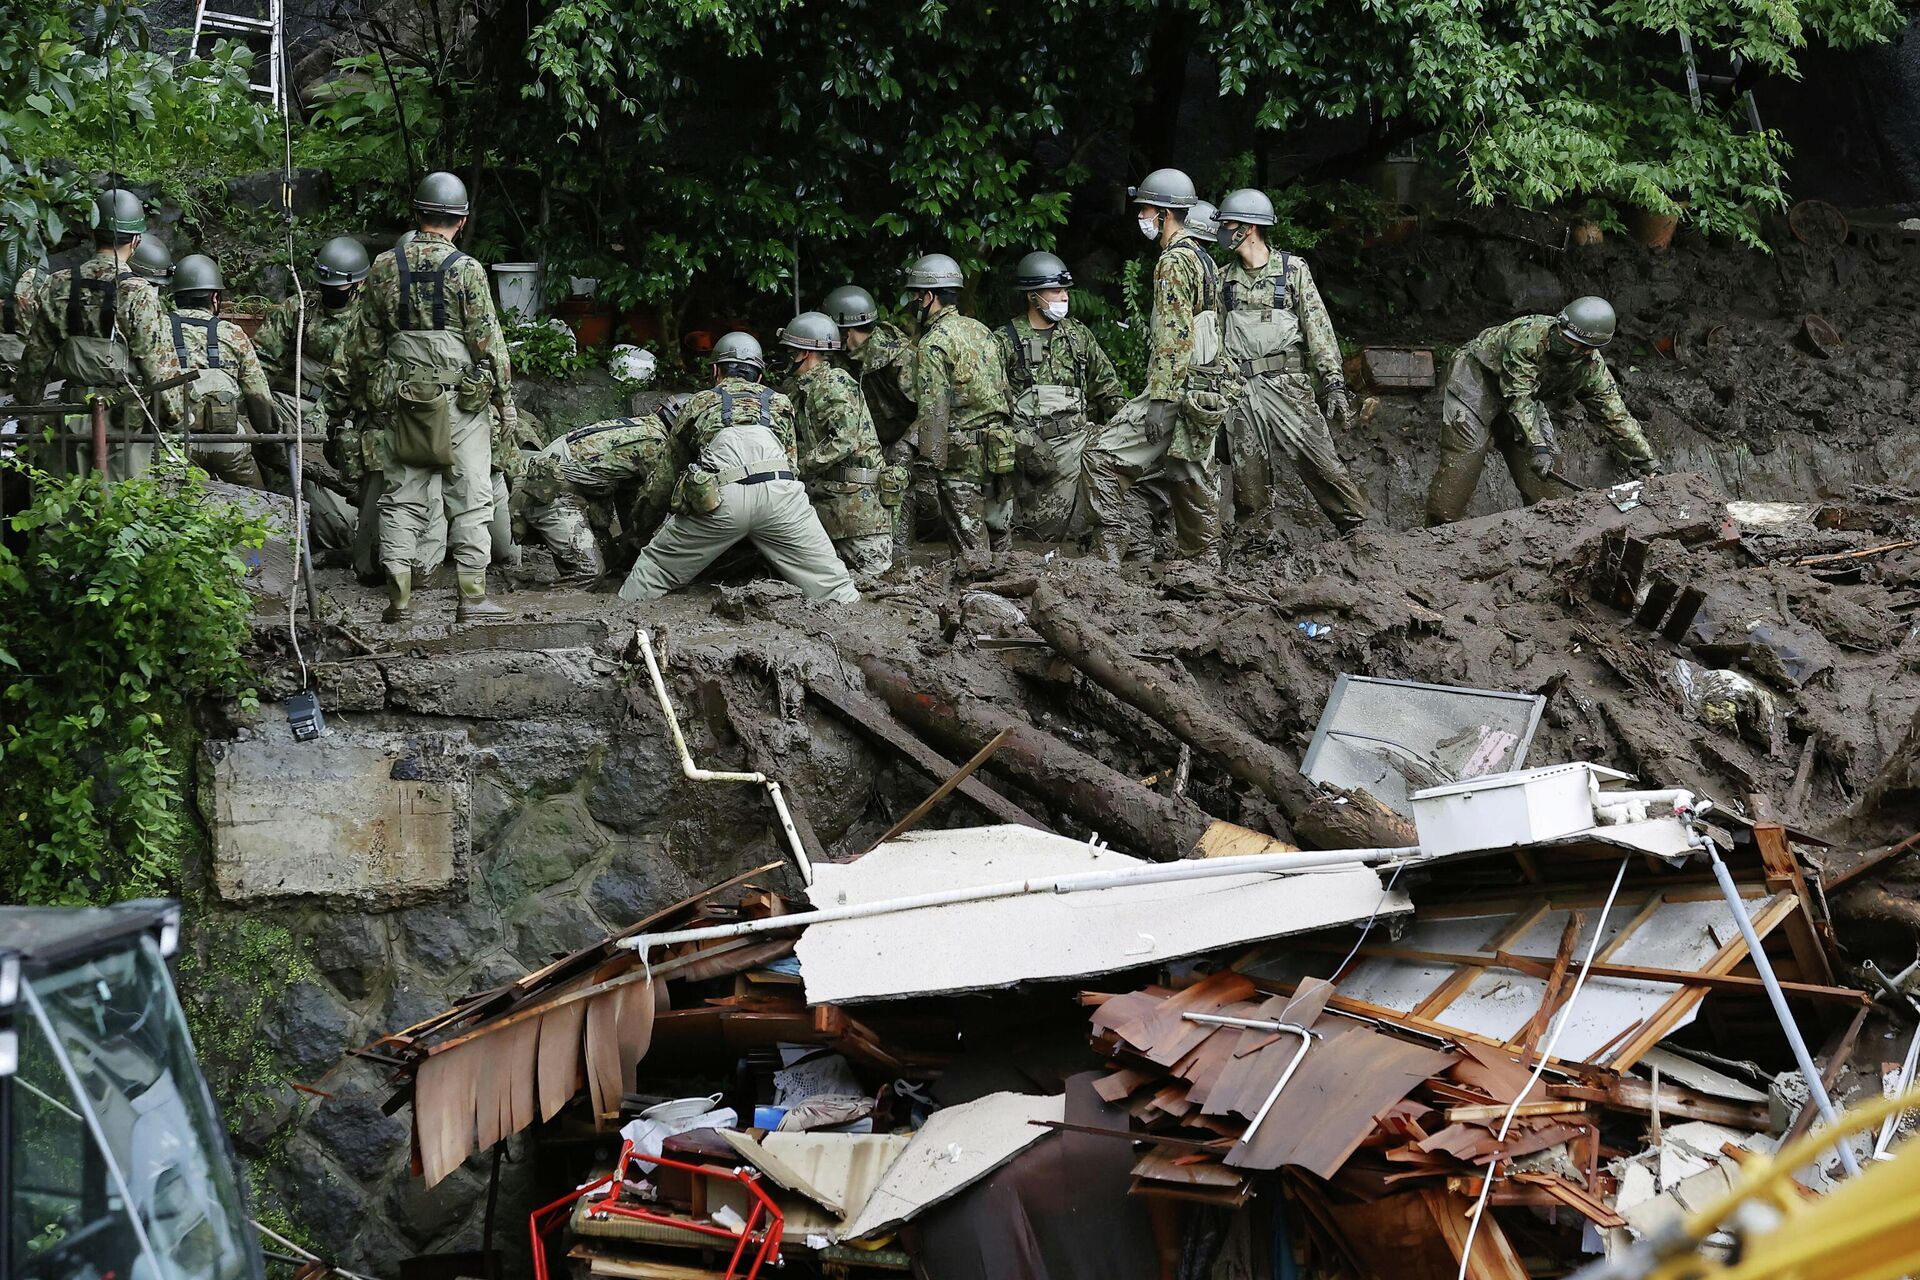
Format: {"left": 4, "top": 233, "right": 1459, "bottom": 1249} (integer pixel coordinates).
{"left": 804, "top": 678, "right": 1048, "bottom": 830}
{"left": 858, "top": 654, "right": 1216, "bottom": 860}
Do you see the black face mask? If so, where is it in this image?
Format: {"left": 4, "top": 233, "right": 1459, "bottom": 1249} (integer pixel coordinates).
{"left": 321, "top": 286, "right": 354, "bottom": 310}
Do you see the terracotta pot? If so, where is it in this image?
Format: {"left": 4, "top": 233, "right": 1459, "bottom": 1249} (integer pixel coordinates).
{"left": 225, "top": 313, "right": 267, "bottom": 340}
{"left": 555, "top": 298, "right": 615, "bottom": 350}
{"left": 1628, "top": 207, "right": 1680, "bottom": 250}
{"left": 1360, "top": 215, "right": 1420, "bottom": 249}
{"left": 621, "top": 309, "right": 663, "bottom": 344}
{"left": 1570, "top": 220, "right": 1605, "bottom": 247}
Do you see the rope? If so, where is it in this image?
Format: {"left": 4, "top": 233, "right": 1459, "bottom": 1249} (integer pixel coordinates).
{"left": 279, "top": 61, "right": 309, "bottom": 687}
{"left": 1455, "top": 856, "right": 1630, "bottom": 1280}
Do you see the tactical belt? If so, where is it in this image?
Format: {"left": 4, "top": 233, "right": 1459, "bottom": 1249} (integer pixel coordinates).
{"left": 825, "top": 465, "right": 881, "bottom": 484}
{"left": 171, "top": 313, "right": 224, "bottom": 370}
{"left": 1236, "top": 352, "right": 1304, "bottom": 378}
{"left": 713, "top": 457, "right": 794, "bottom": 486}
{"left": 68, "top": 269, "right": 130, "bottom": 337}
{"left": 1036, "top": 417, "right": 1082, "bottom": 441}
{"left": 1222, "top": 252, "right": 1292, "bottom": 312}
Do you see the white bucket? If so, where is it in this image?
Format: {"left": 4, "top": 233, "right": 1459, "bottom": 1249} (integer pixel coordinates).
{"left": 490, "top": 262, "right": 543, "bottom": 319}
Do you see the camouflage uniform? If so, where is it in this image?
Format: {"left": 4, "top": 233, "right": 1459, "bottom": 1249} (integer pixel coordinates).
{"left": 1082, "top": 228, "right": 1229, "bottom": 561}
{"left": 994, "top": 315, "right": 1126, "bottom": 542}
{"left": 911, "top": 307, "right": 1015, "bottom": 556}
{"left": 253, "top": 293, "right": 362, "bottom": 548}
{"left": 19, "top": 252, "right": 186, "bottom": 480}
{"left": 792, "top": 357, "right": 892, "bottom": 575}
{"left": 1, "top": 267, "right": 48, "bottom": 388}
{"left": 517, "top": 412, "right": 678, "bottom": 578}
{"left": 333, "top": 231, "right": 511, "bottom": 577}
{"left": 619, "top": 377, "right": 857, "bottom": 603}
{"left": 844, "top": 320, "right": 926, "bottom": 555}
{"left": 1425, "top": 314, "right": 1656, "bottom": 525}
{"left": 1219, "top": 250, "right": 1369, "bottom": 532}
{"left": 164, "top": 305, "right": 271, "bottom": 488}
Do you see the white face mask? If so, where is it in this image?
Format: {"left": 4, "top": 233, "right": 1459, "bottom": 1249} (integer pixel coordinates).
{"left": 1137, "top": 214, "right": 1160, "bottom": 241}
{"left": 1042, "top": 299, "right": 1069, "bottom": 322}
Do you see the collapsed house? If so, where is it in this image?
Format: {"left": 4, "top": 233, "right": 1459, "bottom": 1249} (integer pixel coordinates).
{"left": 314, "top": 474, "right": 1920, "bottom": 1280}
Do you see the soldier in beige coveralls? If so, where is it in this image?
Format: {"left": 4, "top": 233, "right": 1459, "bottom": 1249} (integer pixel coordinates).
{"left": 619, "top": 332, "right": 858, "bottom": 604}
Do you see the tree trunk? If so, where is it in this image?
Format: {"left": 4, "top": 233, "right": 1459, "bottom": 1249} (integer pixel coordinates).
{"left": 857, "top": 655, "right": 1214, "bottom": 861}
{"left": 1028, "top": 585, "right": 1415, "bottom": 850}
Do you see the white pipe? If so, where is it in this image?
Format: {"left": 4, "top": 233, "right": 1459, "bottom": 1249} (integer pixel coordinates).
{"left": 636, "top": 628, "right": 813, "bottom": 885}
{"left": 1590, "top": 776, "right": 1695, "bottom": 826}
{"left": 620, "top": 844, "right": 1428, "bottom": 955}
{"left": 1183, "top": 1012, "right": 1315, "bottom": 1144}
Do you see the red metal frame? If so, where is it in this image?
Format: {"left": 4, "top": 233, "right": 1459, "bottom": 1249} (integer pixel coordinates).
{"left": 529, "top": 1141, "right": 786, "bottom": 1280}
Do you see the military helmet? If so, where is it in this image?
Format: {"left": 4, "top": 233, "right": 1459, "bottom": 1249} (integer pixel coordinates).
{"left": 173, "top": 253, "right": 225, "bottom": 295}
{"left": 129, "top": 237, "right": 175, "bottom": 284}
{"left": 823, "top": 284, "right": 878, "bottom": 329}
{"left": 1014, "top": 251, "right": 1073, "bottom": 290}
{"left": 95, "top": 187, "right": 147, "bottom": 238}
{"left": 1127, "top": 168, "right": 1198, "bottom": 210}
{"left": 1218, "top": 188, "right": 1277, "bottom": 226}
{"left": 777, "top": 310, "right": 842, "bottom": 352}
{"left": 394, "top": 230, "right": 417, "bottom": 254}
{"left": 1185, "top": 201, "right": 1221, "bottom": 241}
{"left": 1557, "top": 296, "right": 1617, "bottom": 347}
{"left": 712, "top": 330, "right": 766, "bottom": 373}
{"left": 904, "top": 253, "right": 964, "bottom": 291}
{"left": 413, "top": 171, "right": 470, "bottom": 217}
{"left": 313, "top": 235, "right": 371, "bottom": 286}
{"left": 660, "top": 393, "right": 693, "bottom": 427}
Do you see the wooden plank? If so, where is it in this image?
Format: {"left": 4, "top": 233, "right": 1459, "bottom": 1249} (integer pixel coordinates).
{"left": 805, "top": 679, "right": 1048, "bottom": 829}
{"left": 1443, "top": 1101, "right": 1587, "bottom": 1124}
{"left": 1780, "top": 1005, "right": 1869, "bottom": 1147}
{"left": 1751, "top": 821, "right": 1836, "bottom": 984}
{"left": 1514, "top": 913, "right": 1581, "bottom": 1057}
{"left": 863, "top": 726, "right": 1018, "bottom": 852}
{"left": 1548, "top": 1080, "right": 1770, "bottom": 1130}
{"left": 1413, "top": 902, "right": 1548, "bottom": 1021}
{"left": 1822, "top": 830, "right": 1920, "bottom": 893}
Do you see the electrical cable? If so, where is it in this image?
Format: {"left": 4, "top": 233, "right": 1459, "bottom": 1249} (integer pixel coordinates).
{"left": 1455, "top": 855, "right": 1630, "bottom": 1280}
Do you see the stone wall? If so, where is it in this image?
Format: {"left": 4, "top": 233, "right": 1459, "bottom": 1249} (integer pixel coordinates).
{"left": 182, "top": 615, "right": 897, "bottom": 1269}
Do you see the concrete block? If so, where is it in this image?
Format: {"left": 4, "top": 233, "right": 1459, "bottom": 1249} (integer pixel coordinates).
{"left": 204, "top": 717, "right": 471, "bottom": 906}
{"left": 382, "top": 648, "right": 620, "bottom": 720}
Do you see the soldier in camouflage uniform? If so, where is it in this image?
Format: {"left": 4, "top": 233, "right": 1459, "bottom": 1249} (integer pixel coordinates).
{"left": 19, "top": 188, "right": 186, "bottom": 480}
{"left": 780, "top": 311, "right": 893, "bottom": 576}
{"left": 901, "top": 253, "right": 1015, "bottom": 559}
{"left": 334, "top": 173, "right": 514, "bottom": 623}
{"left": 1082, "top": 169, "right": 1231, "bottom": 562}
{"left": 1425, "top": 296, "right": 1660, "bottom": 525}
{"left": 164, "top": 254, "right": 270, "bottom": 489}
{"left": 619, "top": 333, "right": 857, "bottom": 603}
{"left": 993, "top": 252, "right": 1127, "bottom": 543}
{"left": 825, "top": 284, "right": 926, "bottom": 558}
{"left": 1215, "top": 189, "right": 1369, "bottom": 533}
{"left": 254, "top": 236, "right": 372, "bottom": 548}
{"left": 515, "top": 396, "right": 686, "bottom": 580}
{"left": 1, "top": 264, "right": 48, "bottom": 391}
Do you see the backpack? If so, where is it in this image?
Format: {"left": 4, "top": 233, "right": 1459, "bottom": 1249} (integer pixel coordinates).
{"left": 170, "top": 314, "right": 241, "bottom": 432}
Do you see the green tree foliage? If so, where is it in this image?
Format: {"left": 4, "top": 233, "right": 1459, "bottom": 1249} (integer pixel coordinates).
{"left": 0, "top": 1, "right": 276, "bottom": 278}
{"left": 0, "top": 462, "right": 265, "bottom": 904}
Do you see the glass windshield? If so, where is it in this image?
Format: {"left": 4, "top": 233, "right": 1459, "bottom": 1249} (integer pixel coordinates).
{"left": 23, "top": 935, "right": 261, "bottom": 1280}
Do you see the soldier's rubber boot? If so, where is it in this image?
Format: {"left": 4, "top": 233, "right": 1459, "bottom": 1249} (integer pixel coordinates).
{"left": 455, "top": 569, "right": 510, "bottom": 623}
{"left": 382, "top": 567, "right": 412, "bottom": 624}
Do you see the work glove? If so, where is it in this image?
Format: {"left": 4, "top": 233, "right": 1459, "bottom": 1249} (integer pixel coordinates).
{"left": 1631, "top": 456, "right": 1662, "bottom": 478}
{"left": 1530, "top": 445, "right": 1559, "bottom": 478}
{"left": 1320, "top": 380, "right": 1356, "bottom": 430}
{"left": 1143, "top": 398, "right": 1177, "bottom": 443}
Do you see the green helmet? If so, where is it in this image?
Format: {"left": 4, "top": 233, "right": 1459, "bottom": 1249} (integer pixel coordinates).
{"left": 1014, "top": 251, "right": 1073, "bottom": 290}
{"left": 904, "top": 253, "right": 963, "bottom": 291}
{"left": 173, "top": 253, "right": 225, "bottom": 295}
{"left": 1556, "top": 296, "right": 1617, "bottom": 348}
{"left": 777, "top": 310, "right": 842, "bottom": 352}
{"left": 1185, "top": 201, "right": 1221, "bottom": 241}
{"left": 1128, "top": 168, "right": 1197, "bottom": 210}
{"left": 313, "top": 235, "right": 371, "bottom": 286}
{"left": 823, "top": 285, "right": 878, "bottom": 329}
{"left": 413, "top": 171, "right": 470, "bottom": 217}
{"left": 712, "top": 330, "right": 766, "bottom": 374}
{"left": 1217, "top": 188, "right": 1277, "bottom": 226}
{"left": 129, "top": 237, "right": 175, "bottom": 284}
{"left": 95, "top": 187, "right": 147, "bottom": 238}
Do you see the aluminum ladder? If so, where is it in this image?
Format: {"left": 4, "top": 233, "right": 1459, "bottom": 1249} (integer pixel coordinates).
{"left": 188, "top": 0, "right": 288, "bottom": 115}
